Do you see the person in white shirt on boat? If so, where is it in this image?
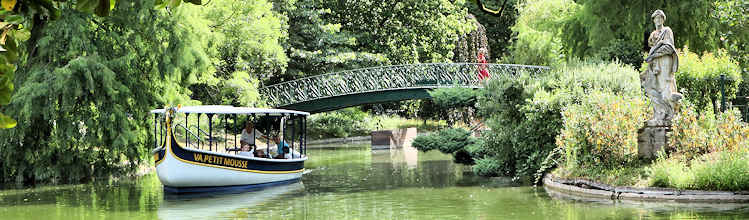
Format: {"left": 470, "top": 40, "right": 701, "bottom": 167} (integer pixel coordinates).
{"left": 239, "top": 121, "right": 267, "bottom": 158}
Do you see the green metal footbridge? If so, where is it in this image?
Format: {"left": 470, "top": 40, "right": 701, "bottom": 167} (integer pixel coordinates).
{"left": 259, "top": 63, "right": 550, "bottom": 113}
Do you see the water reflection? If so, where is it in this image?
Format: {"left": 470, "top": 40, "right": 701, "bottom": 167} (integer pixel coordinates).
{"left": 1, "top": 145, "right": 748, "bottom": 219}
{"left": 158, "top": 182, "right": 304, "bottom": 219}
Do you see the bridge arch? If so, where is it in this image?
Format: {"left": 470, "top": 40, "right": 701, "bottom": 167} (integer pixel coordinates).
{"left": 259, "top": 63, "right": 550, "bottom": 113}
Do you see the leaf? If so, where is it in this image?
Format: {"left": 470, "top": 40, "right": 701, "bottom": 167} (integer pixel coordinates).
{"left": 0, "top": 112, "right": 15, "bottom": 128}
{"left": 185, "top": 0, "right": 201, "bottom": 5}
{"left": 1, "top": 0, "right": 15, "bottom": 11}
{"left": 4, "top": 14, "right": 22, "bottom": 24}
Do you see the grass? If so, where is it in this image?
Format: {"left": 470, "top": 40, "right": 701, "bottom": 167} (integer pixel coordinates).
{"left": 649, "top": 149, "right": 749, "bottom": 191}
{"left": 553, "top": 148, "right": 749, "bottom": 191}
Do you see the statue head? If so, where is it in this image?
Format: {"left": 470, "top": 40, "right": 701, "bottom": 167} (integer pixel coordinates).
{"left": 651, "top": 10, "right": 666, "bottom": 28}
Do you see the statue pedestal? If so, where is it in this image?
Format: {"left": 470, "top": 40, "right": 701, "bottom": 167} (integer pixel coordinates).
{"left": 637, "top": 121, "right": 671, "bottom": 159}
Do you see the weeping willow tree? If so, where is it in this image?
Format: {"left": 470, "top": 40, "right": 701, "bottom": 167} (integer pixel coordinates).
{"left": 0, "top": 0, "right": 209, "bottom": 184}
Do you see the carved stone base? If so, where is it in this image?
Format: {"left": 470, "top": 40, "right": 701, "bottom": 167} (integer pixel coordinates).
{"left": 637, "top": 122, "right": 671, "bottom": 159}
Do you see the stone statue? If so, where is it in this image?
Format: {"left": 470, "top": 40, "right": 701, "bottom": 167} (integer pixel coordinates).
{"left": 641, "top": 9, "right": 683, "bottom": 125}
{"left": 638, "top": 10, "right": 684, "bottom": 159}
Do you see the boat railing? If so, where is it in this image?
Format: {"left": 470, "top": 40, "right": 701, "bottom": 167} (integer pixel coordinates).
{"left": 175, "top": 124, "right": 204, "bottom": 149}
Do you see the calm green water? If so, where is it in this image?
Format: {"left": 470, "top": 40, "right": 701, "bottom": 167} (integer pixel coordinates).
{"left": 2, "top": 144, "right": 748, "bottom": 219}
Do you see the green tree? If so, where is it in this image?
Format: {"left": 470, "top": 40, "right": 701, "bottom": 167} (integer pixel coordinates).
{"left": 0, "top": 0, "right": 200, "bottom": 129}
{"left": 713, "top": 0, "right": 748, "bottom": 96}
{"left": 562, "top": 0, "right": 722, "bottom": 66}
{"left": 0, "top": 0, "right": 209, "bottom": 184}
{"left": 321, "top": 0, "right": 474, "bottom": 64}
{"left": 506, "top": 0, "right": 578, "bottom": 66}
{"left": 183, "top": 0, "right": 284, "bottom": 106}
{"left": 270, "top": 0, "right": 388, "bottom": 84}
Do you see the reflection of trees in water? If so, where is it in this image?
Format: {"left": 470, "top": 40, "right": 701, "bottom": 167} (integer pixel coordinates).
{"left": 303, "top": 150, "right": 481, "bottom": 194}
{"left": 0, "top": 174, "right": 163, "bottom": 219}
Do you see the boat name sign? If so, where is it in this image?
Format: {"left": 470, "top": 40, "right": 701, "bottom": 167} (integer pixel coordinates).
{"left": 194, "top": 153, "right": 248, "bottom": 169}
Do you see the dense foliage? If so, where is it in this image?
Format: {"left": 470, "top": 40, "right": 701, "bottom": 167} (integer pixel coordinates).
{"left": 668, "top": 102, "right": 749, "bottom": 160}
{"left": 306, "top": 107, "right": 371, "bottom": 139}
{"left": 0, "top": 0, "right": 200, "bottom": 129}
{"left": 183, "top": 0, "right": 283, "bottom": 106}
{"left": 320, "top": 0, "right": 474, "bottom": 64}
{"left": 271, "top": 0, "right": 388, "bottom": 83}
{"left": 670, "top": 48, "right": 742, "bottom": 112}
{"left": 0, "top": 0, "right": 208, "bottom": 184}
{"left": 412, "top": 127, "right": 477, "bottom": 164}
{"left": 465, "top": 0, "right": 518, "bottom": 59}
{"left": 507, "top": 0, "right": 746, "bottom": 70}
{"left": 473, "top": 62, "right": 641, "bottom": 178}
{"left": 428, "top": 87, "right": 480, "bottom": 126}
{"left": 557, "top": 91, "right": 649, "bottom": 170}
{"left": 649, "top": 106, "right": 749, "bottom": 191}
{"left": 506, "top": 0, "right": 577, "bottom": 66}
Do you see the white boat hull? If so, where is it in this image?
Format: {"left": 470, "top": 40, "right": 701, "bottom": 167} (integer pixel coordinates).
{"left": 154, "top": 129, "right": 306, "bottom": 192}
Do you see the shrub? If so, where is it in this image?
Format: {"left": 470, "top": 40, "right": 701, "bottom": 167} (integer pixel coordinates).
{"left": 428, "top": 87, "right": 480, "bottom": 126}
{"left": 307, "top": 108, "right": 371, "bottom": 139}
{"left": 668, "top": 102, "right": 749, "bottom": 160}
{"left": 473, "top": 157, "right": 504, "bottom": 177}
{"left": 557, "top": 91, "right": 650, "bottom": 169}
{"left": 648, "top": 156, "right": 695, "bottom": 189}
{"left": 475, "top": 61, "right": 641, "bottom": 178}
{"left": 412, "top": 128, "right": 475, "bottom": 154}
{"left": 412, "top": 128, "right": 477, "bottom": 165}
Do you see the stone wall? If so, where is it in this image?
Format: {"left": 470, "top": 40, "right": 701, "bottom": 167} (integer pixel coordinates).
{"left": 371, "top": 128, "right": 418, "bottom": 150}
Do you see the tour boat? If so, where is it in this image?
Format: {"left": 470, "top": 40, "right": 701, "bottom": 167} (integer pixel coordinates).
{"left": 150, "top": 105, "right": 309, "bottom": 193}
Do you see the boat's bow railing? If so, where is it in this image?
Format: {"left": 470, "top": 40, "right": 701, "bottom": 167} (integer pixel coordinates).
{"left": 175, "top": 124, "right": 205, "bottom": 149}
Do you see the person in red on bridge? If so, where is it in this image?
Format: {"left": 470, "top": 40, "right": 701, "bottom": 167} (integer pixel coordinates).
{"left": 477, "top": 48, "right": 490, "bottom": 80}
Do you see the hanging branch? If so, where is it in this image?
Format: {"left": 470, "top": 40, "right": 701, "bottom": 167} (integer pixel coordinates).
{"left": 476, "top": 0, "right": 509, "bottom": 17}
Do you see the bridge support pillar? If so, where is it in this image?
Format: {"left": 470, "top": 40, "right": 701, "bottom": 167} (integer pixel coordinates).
{"left": 371, "top": 128, "right": 417, "bottom": 150}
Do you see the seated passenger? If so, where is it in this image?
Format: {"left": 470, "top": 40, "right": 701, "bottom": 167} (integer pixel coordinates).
{"left": 238, "top": 144, "right": 254, "bottom": 158}
{"left": 240, "top": 121, "right": 266, "bottom": 149}
{"left": 274, "top": 146, "right": 291, "bottom": 159}
{"left": 272, "top": 136, "right": 291, "bottom": 159}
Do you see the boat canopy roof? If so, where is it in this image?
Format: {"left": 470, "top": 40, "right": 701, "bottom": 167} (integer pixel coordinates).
{"left": 150, "top": 105, "right": 310, "bottom": 116}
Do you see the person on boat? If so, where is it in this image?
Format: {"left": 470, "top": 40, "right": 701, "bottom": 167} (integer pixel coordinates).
{"left": 238, "top": 143, "right": 254, "bottom": 158}
{"left": 240, "top": 121, "right": 267, "bottom": 157}
{"left": 272, "top": 135, "right": 291, "bottom": 159}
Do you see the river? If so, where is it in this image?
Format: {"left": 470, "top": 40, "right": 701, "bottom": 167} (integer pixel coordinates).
{"left": 1, "top": 143, "right": 748, "bottom": 219}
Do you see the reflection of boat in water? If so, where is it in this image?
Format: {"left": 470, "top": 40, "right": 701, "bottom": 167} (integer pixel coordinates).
{"left": 158, "top": 182, "right": 305, "bottom": 219}
{"left": 151, "top": 106, "right": 310, "bottom": 193}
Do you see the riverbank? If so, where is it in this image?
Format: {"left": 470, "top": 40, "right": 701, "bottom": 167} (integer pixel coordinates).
{"left": 543, "top": 173, "right": 749, "bottom": 203}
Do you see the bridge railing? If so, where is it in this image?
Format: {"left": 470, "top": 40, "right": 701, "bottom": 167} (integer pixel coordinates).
{"left": 259, "top": 63, "right": 550, "bottom": 108}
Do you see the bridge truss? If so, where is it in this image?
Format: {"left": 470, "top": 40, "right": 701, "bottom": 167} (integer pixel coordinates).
{"left": 259, "top": 63, "right": 550, "bottom": 110}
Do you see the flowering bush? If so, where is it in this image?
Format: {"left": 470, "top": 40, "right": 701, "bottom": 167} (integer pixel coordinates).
{"left": 668, "top": 102, "right": 749, "bottom": 160}
{"left": 556, "top": 91, "right": 650, "bottom": 169}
